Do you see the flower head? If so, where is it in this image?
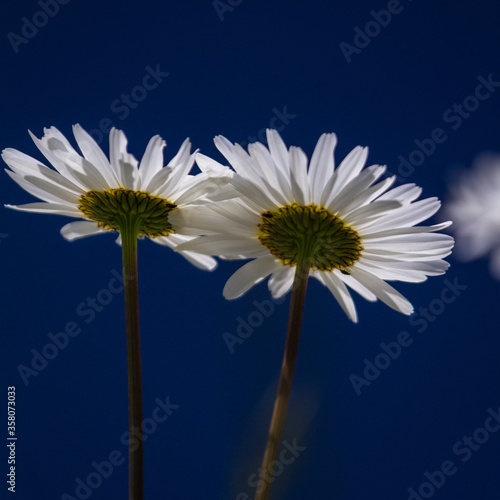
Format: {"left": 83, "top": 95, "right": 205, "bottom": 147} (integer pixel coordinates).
{"left": 3, "top": 125, "right": 231, "bottom": 270}
{"left": 444, "top": 154, "right": 500, "bottom": 279}
{"left": 174, "top": 130, "right": 454, "bottom": 321}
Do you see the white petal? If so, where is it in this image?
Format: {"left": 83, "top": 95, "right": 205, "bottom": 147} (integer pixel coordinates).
{"left": 170, "top": 205, "right": 255, "bottom": 236}
{"left": 362, "top": 249, "right": 452, "bottom": 261}
{"left": 268, "top": 266, "right": 295, "bottom": 298}
{"left": 138, "top": 135, "right": 166, "bottom": 190}
{"left": 338, "top": 171, "right": 393, "bottom": 215}
{"left": 72, "top": 124, "right": 119, "bottom": 187}
{"left": 3, "top": 148, "right": 83, "bottom": 195}
{"left": 178, "top": 251, "right": 218, "bottom": 270}
{"left": 289, "top": 146, "right": 310, "bottom": 204}
{"left": 168, "top": 138, "right": 191, "bottom": 168}
{"left": 317, "top": 271, "right": 358, "bottom": 322}
{"left": 205, "top": 183, "right": 240, "bottom": 202}
{"left": 223, "top": 255, "right": 281, "bottom": 299}
{"left": 5, "top": 202, "right": 81, "bottom": 217}
{"left": 60, "top": 221, "right": 106, "bottom": 241}
{"left": 344, "top": 200, "right": 401, "bottom": 227}
{"left": 251, "top": 141, "right": 294, "bottom": 203}
{"left": 247, "top": 143, "right": 292, "bottom": 206}
{"left": 338, "top": 272, "right": 377, "bottom": 302}
{"left": 349, "top": 267, "right": 414, "bottom": 315}
{"left": 175, "top": 234, "right": 263, "bottom": 256}
{"left": 213, "top": 136, "right": 256, "bottom": 181}
{"left": 3, "top": 148, "right": 57, "bottom": 176}
{"left": 174, "top": 175, "right": 232, "bottom": 206}
{"left": 360, "top": 258, "right": 450, "bottom": 277}
{"left": 308, "top": 133, "right": 337, "bottom": 201}
{"left": 156, "top": 141, "right": 194, "bottom": 194}
{"left": 266, "top": 129, "right": 290, "bottom": 174}
{"left": 379, "top": 183, "right": 422, "bottom": 204}
{"left": 152, "top": 235, "right": 218, "bottom": 271}
{"left": 109, "top": 128, "right": 138, "bottom": 188}
{"left": 5, "top": 170, "right": 77, "bottom": 205}
{"left": 320, "top": 146, "right": 368, "bottom": 205}
{"left": 24, "top": 168, "right": 81, "bottom": 205}
{"left": 33, "top": 127, "right": 109, "bottom": 193}
{"left": 229, "top": 175, "right": 276, "bottom": 211}
{"left": 39, "top": 126, "right": 79, "bottom": 156}
{"left": 195, "top": 153, "right": 229, "bottom": 175}
{"left": 368, "top": 198, "right": 441, "bottom": 232}
{"left": 64, "top": 155, "right": 111, "bottom": 191}
{"left": 208, "top": 200, "right": 260, "bottom": 227}
{"left": 363, "top": 230, "right": 454, "bottom": 243}
{"left": 360, "top": 222, "right": 452, "bottom": 238}
{"left": 328, "top": 165, "right": 388, "bottom": 214}
{"left": 144, "top": 165, "right": 175, "bottom": 195}
{"left": 29, "top": 129, "right": 82, "bottom": 181}
{"left": 355, "top": 260, "right": 428, "bottom": 283}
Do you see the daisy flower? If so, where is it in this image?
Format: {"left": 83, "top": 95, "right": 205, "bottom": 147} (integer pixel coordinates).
{"left": 2, "top": 124, "right": 231, "bottom": 500}
{"left": 443, "top": 154, "right": 500, "bottom": 279}
{"left": 3, "top": 124, "right": 231, "bottom": 270}
{"left": 174, "top": 129, "right": 454, "bottom": 322}
{"left": 173, "top": 129, "right": 454, "bottom": 500}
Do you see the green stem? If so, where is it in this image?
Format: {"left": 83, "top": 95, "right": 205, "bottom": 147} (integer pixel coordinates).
{"left": 254, "top": 256, "right": 310, "bottom": 500}
{"left": 120, "top": 217, "right": 143, "bottom": 500}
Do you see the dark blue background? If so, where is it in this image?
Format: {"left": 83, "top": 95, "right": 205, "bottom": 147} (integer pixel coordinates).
{"left": 1, "top": 1, "right": 500, "bottom": 499}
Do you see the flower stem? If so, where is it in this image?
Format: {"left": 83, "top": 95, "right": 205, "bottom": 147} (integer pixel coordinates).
{"left": 120, "top": 217, "right": 143, "bottom": 500}
{"left": 254, "top": 257, "right": 310, "bottom": 500}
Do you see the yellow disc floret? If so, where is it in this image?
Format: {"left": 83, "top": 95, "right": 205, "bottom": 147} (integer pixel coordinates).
{"left": 258, "top": 204, "right": 363, "bottom": 271}
{"left": 79, "top": 188, "right": 177, "bottom": 238}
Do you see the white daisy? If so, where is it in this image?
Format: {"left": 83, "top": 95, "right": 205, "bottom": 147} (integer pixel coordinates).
{"left": 173, "top": 129, "right": 454, "bottom": 322}
{"left": 3, "top": 125, "right": 231, "bottom": 270}
{"left": 444, "top": 154, "right": 500, "bottom": 279}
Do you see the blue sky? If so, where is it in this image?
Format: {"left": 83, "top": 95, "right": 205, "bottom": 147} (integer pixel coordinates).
{"left": 2, "top": 1, "right": 500, "bottom": 499}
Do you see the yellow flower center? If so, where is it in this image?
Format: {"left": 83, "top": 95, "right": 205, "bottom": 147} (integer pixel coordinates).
{"left": 257, "top": 204, "right": 363, "bottom": 272}
{"left": 78, "top": 188, "right": 177, "bottom": 237}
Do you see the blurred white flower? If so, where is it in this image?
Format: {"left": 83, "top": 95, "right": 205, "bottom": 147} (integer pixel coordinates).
{"left": 444, "top": 154, "right": 500, "bottom": 279}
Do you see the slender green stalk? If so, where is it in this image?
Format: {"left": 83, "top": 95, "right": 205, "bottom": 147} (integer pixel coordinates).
{"left": 120, "top": 217, "right": 144, "bottom": 500}
{"left": 254, "top": 255, "right": 310, "bottom": 500}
